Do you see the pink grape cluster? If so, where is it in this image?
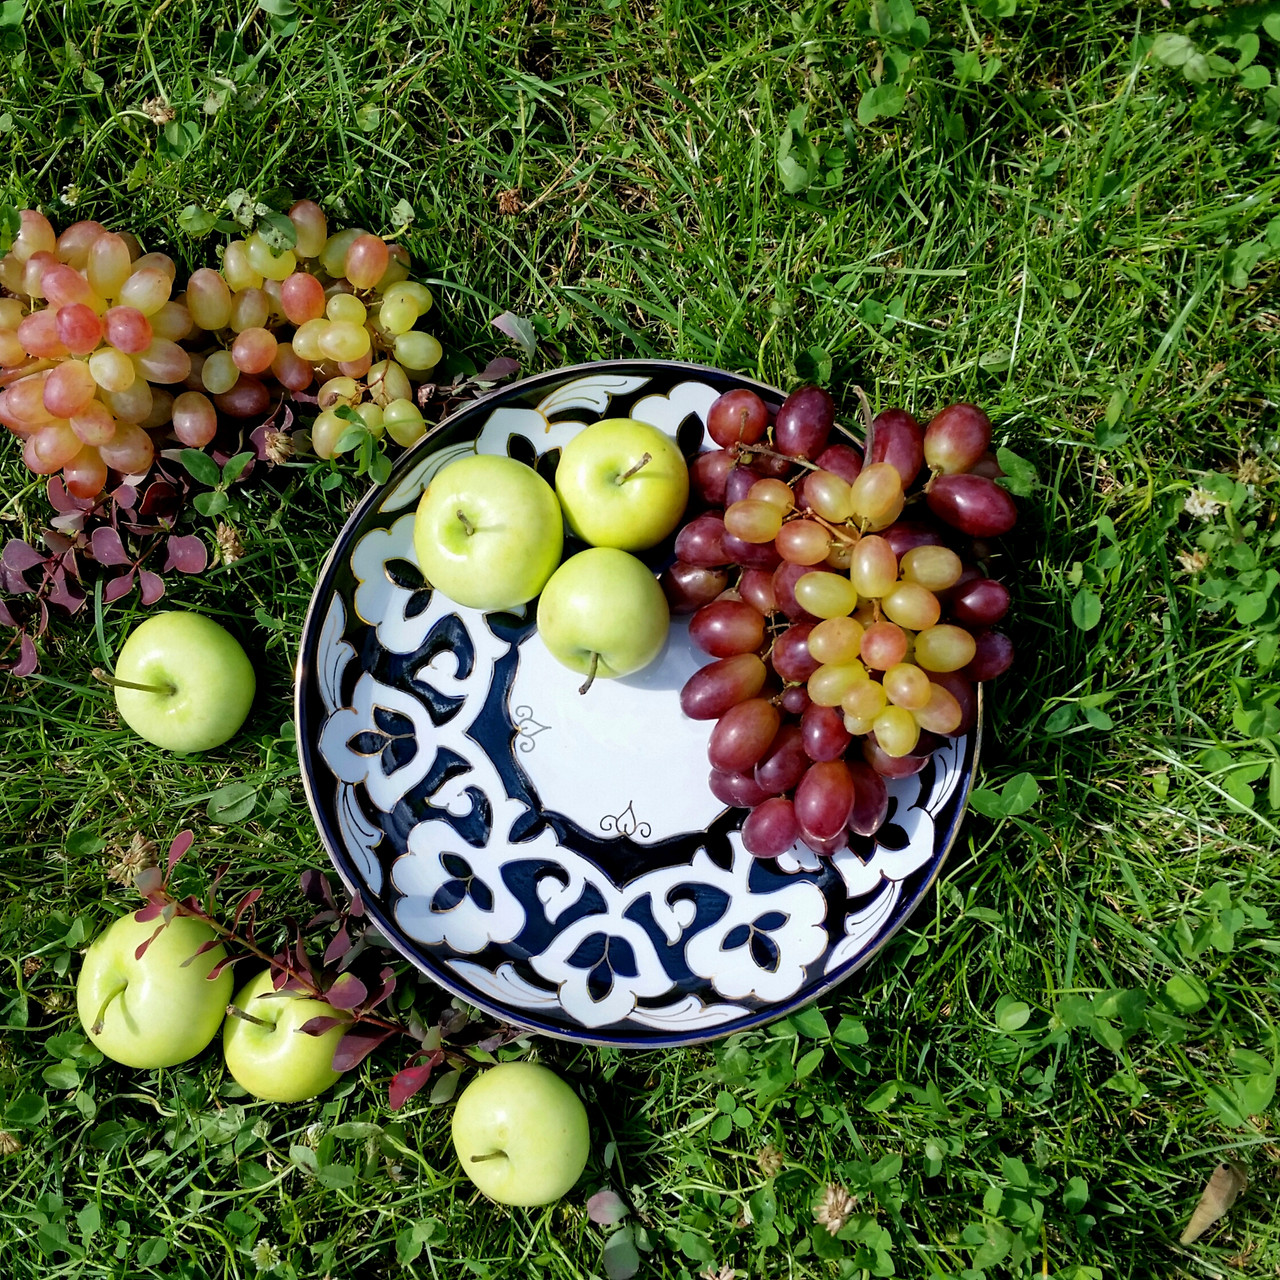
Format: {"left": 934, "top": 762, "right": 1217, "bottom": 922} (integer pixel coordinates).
{"left": 664, "top": 386, "right": 1016, "bottom": 861}
{"left": 0, "top": 204, "right": 441, "bottom": 499}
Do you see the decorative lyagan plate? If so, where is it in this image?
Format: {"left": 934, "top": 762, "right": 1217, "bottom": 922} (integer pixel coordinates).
{"left": 295, "top": 360, "right": 981, "bottom": 1047}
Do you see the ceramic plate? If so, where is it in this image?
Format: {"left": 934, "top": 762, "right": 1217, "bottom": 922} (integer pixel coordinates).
{"left": 295, "top": 360, "right": 980, "bottom": 1047}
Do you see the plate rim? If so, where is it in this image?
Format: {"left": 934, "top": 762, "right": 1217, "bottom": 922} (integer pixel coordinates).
{"left": 294, "top": 358, "right": 983, "bottom": 1048}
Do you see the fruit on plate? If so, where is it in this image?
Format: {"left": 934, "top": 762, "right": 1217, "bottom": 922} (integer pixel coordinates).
{"left": 106, "top": 610, "right": 256, "bottom": 752}
{"left": 413, "top": 454, "right": 564, "bottom": 611}
{"left": 222, "top": 969, "right": 351, "bottom": 1103}
{"left": 666, "top": 386, "right": 1018, "bottom": 857}
{"left": 536, "top": 547, "right": 670, "bottom": 691}
{"left": 554, "top": 417, "right": 690, "bottom": 551}
{"left": 451, "top": 1061, "right": 590, "bottom": 1206}
{"left": 76, "top": 910, "right": 233, "bottom": 1068}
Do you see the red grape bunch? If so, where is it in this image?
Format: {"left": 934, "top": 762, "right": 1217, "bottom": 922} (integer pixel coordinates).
{"left": 0, "top": 203, "right": 443, "bottom": 500}
{"left": 663, "top": 386, "right": 1017, "bottom": 861}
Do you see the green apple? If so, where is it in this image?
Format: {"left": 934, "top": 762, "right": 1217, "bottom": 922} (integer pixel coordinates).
{"left": 451, "top": 1062, "right": 590, "bottom": 1206}
{"left": 107, "top": 611, "right": 255, "bottom": 753}
{"left": 76, "top": 910, "right": 233, "bottom": 1069}
{"left": 536, "top": 548, "right": 670, "bottom": 690}
{"left": 413, "top": 454, "right": 564, "bottom": 611}
{"left": 222, "top": 969, "right": 351, "bottom": 1104}
{"left": 555, "top": 417, "right": 690, "bottom": 551}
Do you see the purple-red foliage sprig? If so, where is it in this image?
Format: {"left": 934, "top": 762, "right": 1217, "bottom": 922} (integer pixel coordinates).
{"left": 133, "top": 831, "right": 523, "bottom": 1111}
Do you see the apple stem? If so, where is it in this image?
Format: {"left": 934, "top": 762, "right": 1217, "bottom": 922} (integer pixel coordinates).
{"left": 91, "top": 667, "right": 176, "bottom": 697}
{"left": 470, "top": 1151, "right": 508, "bottom": 1163}
{"left": 578, "top": 652, "right": 599, "bottom": 696}
{"left": 616, "top": 452, "right": 652, "bottom": 484}
{"left": 225, "top": 1004, "right": 272, "bottom": 1028}
{"left": 91, "top": 982, "right": 127, "bottom": 1036}
{"left": 456, "top": 509, "right": 476, "bottom": 537}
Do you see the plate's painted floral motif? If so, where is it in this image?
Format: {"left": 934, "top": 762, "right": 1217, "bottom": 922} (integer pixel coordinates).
{"left": 297, "top": 362, "right": 980, "bottom": 1046}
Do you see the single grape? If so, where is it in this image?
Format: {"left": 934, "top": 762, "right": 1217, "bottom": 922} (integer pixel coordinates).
{"left": 394, "top": 331, "right": 442, "bottom": 372}
{"left": 801, "top": 703, "right": 852, "bottom": 763}
{"left": 326, "top": 292, "right": 367, "bottom": 325}
{"left": 383, "top": 399, "right": 426, "bottom": 447}
{"left": 881, "top": 582, "right": 941, "bottom": 631}
{"left": 201, "top": 349, "right": 240, "bottom": 396}
{"left": 749, "top": 477, "right": 795, "bottom": 513}
{"left": 270, "top": 342, "right": 315, "bottom": 392}
{"left": 808, "top": 662, "right": 867, "bottom": 708}
{"left": 0, "top": 330, "right": 24, "bottom": 367}
{"left": 965, "top": 629, "right": 1013, "bottom": 682}
{"left": 245, "top": 232, "right": 296, "bottom": 282}
{"left": 378, "top": 293, "right": 420, "bottom": 335}
{"left": 674, "top": 513, "right": 730, "bottom": 567}
{"left": 288, "top": 200, "right": 329, "bottom": 259}
{"left": 132, "top": 252, "right": 177, "bottom": 281}
{"left": 794, "top": 760, "right": 856, "bottom": 842}
{"left": 345, "top": 234, "right": 391, "bottom": 290}
{"left": 43, "top": 360, "right": 97, "bottom": 418}
{"left": 872, "top": 705, "right": 920, "bottom": 757}
{"left": 690, "top": 448, "right": 735, "bottom": 506}
{"left": 707, "top": 388, "right": 769, "bottom": 448}
{"left": 0, "top": 374, "right": 55, "bottom": 431}
{"left": 13, "top": 210, "right": 57, "bottom": 262}
{"left": 841, "top": 678, "right": 887, "bottom": 725}
{"left": 723, "top": 531, "right": 781, "bottom": 570}
{"left": 280, "top": 270, "right": 326, "bottom": 325}
{"left": 149, "top": 301, "right": 193, "bottom": 342}
{"left": 971, "top": 452, "right": 1004, "bottom": 479}
{"left": 913, "top": 683, "right": 963, "bottom": 735}
{"left": 118, "top": 232, "right": 143, "bottom": 262}
{"left": 661, "top": 561, "right": 729, "bottom": 614}
{"left": 805, "top": 470, "right": 854, "bottom": 523}
{"left": 754, "top": 725, "right": 810, "bottom": 796}
{"left": 690, "top": 600, "right": 767, "bottom": 658}
{"left": 318, "top": 228, "right": 365, "bottom": 277}
{"left": 930, "top": 671, "right": 977, "bottom": 735}
{"left": 229, "top": 287, "right": 270, "bottom": 333}
{"left": 868, "top": 407, "right": 924, "bottom": 487}
{"left": 231, "top": 327, "right": 279, "bottom": 375}
{"left": 139, "top": 388, "right": 174, "bottom": 432}
{"left": 780, "top": 685, "right": 811, "bottom": 716}
{"left": 725, "top": 498, "right": 783, "bottom": 544}
{"left": 900, "top": 545, "right": 963, "bottom": 593}
{"left": 55, "top": 220, "right": 107, "bottom": 269}
{"left": 814, "top": 442, "right": 863, "bottom": 485}
{"left": 882, "top": 662, "right": 931, "bottom": 711}
{"left": 69, "top": 401, "right": 116, "bottom": 446}
{"left": 318, "top": 375, "right": 360, "bottom": 409}
{"left": 775, "top": 385, "right": 834, "bottom": 459}
{"left": 708, "top": 698, "right": 780, "bottom": 774}
{"left": 861, "top": 621, "right": 909, "bottom": 671}
{"left": 808, "top": 616, "right": 864, "bottom": 665}
{"left": 54, "top": 303, "right": 103, "bottom": 356}
{"left": 100, "top": 378, "right": 153, "bottom": 424}
{"left": 775, "top": 519, "right": 830, "bottom": 566}
{"left": 950, "top": 577, "right": 1010, "bottom": 627}
{"left": 85, "top": 231, "right": 131, "bottom": 298}
{"left": 214, "top": 375, "right": 270, "bottom": 418}
{"left": 863, "top": 732, "right": 933, "bottom": 778}
{"left": 338, "top": 350, "right": 374, "bottom": 379}
{"left": 97, "top": 422, "right": 154, "bottom": 475}
{"left": 738, "top": 567, "right": 778, "bottom": 616}
{"left": 172, "top": 391, "right": 218, "bottom": 447}
{"left": 849, "top": 461, "right": 905, "bottom": 527}
{"left": 118, "top": 268, "right": 171, "bottom": 316}
{"left": 63, "top": 444, "right": 107, "bottom": 499}
{"left": 31, "top": 422, "right": 83, "bottom": 470}
{"left": 926, "top": 473, "right": 1017, "bottom": 538}
{"left": 771, "top": 562, "right": 820, "bottom": 622}
{"left": 923, "top": 403, "right": 991, "bottom": 474}
{"left": 0, "top": 253, "right": 25, "bottom": 293}
{"left": 881, "top": 521, "right": 947, "bottom": 558}
{"left": 709, "top": 768, "right": 772, "bottom": 810}
{"left": 0, "top": 296, "right": 24, "bottom": 328}
{"left": 21, "top": 251, "right": 58, "bottom": 299}
{"left": 742, "top": 797, "right": 801, "bottom": 859}
{"left": 186, "top": 268, "right": 234, "bottom": 331}
{"left": 367, "top": 360, "right": 412, "bottom": 407}
{"left": 724, "top": 465, "right": 763, "bottom": 506}
{"left": 310, "top": 409, "right": 346, "bottom": 460}
{"left": 769, "top": 622, "right": 820, "bottom": 684}
{"left": 291, "top": 317, "right": 329, "bottom": 362}
{"left": 102, "top": 306, "right": 152, "bottom": 355}
{"left": 846, "top": 761, "right": 889, "bottom": 837}
{"left": 323, "top": 321, "right": 373, "bottom": 363}
{"left": 795, "top": 571, "right": 858, "bottom": 620}
{"left": 913, "top": 624, "right": 977, "bottom": 673}
{"left": 221, "top": 240, "right": 264, "bottom": 292}
{"left": 680, "top": 653, "right": 768, "bottom": 720}
{"left": 134, "top": 339, "right": 191, "bottom": 385}
{"left": 17, "top": 308, "right": 70, "bottom": 359}
{"left": 40, "top": 262, "right": 94, "bottom": 308}
{"left": 388, "top": 281, "right": 434, "bottom": 313}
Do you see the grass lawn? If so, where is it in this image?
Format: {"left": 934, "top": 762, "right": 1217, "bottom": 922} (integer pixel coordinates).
{"left": 3, "top": 0, "right": 1280, "bottom": 1275}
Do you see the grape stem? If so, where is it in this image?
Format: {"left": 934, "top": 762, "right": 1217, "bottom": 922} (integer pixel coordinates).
{"left": 456, "top": 509, "right": 476, "bottom": 537}
{"left": 225, "top": 1004, "right": 272, "bottom": 1029}
{"left": 803, "top": 512, "right": 860, "bottom": 545}
{"left": 738, "top": 443, "right": 820, "bottom": 472}
{"left": 853, "top": 385, "right": 874, "bottom": 448}
{"left": 617, "top": 453, "right": 652, "bottom": 483}
{"left": 92, "top": 668, "right": 176, "bottom": 697}
{"left": 578, "top": 652, "right": 600, "bottom": 695}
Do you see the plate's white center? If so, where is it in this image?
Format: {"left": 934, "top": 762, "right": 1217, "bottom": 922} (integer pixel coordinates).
{"left": 508, "top": 617, "right": 722, "bottom": 843}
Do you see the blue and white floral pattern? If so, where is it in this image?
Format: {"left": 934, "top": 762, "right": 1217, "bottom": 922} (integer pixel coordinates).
{"left": 297, "top": 362, "right": 980, "bottom": 1047}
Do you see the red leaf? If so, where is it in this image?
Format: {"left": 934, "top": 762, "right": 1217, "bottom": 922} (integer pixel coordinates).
{"left": 11, "top": 633, "right": 38, "bottom": 677}
{"left": 3, "top": 540, "right": 45, "bottom": 573}
{"left": 163, "top": 534, "right": 208, "bottom": 575}
{"left": 364, "top": 966, "right": 396, "bottom": 1011}
{"left": 133, "top": 899, "right": 165, "bottom": 921}
{"left": 89, "top": 526, "right": 131, "bottom": 567}
{"left": 179, "top": 937, "right": 224, "bottom": 968}
{"left": 102, "top": 570, "right": 136, "bottom": 603}
{"left": 325, "top": 972, "right": 368, "bottom": 1010}
{"left": 388, "top": 1061, "right": 439, "bottom": 1110}
{"left": 167, "top": 830, "right": 195, "bottom": 873}
{"left": 207, "top": 952, "right": 249, "bottom": 981}
{"left": 477, "top": 356, "right": 520, "bottom": 384}
{"left": 293, "top": 933, "right": 318, "bottom": 984}
{"left": 331, "top": 1024, "right": 397, "bottom": 1072}
{"left": 43, "top": 530, "right": 75, "bottom": 556}
{"left": 587, "top": 1189, "right": 629, "bottom": 1227}
{"left": 112, "top": 482, "right": 138, "bottom": 510}
{"left": 0, "top": 599, "right": 16, "bottom": 628}
{"left": 232, "top": 887, "right": 262, "bottom": 927}
{"left": 47, "top": 572, "right": 86, "bottom": 615}
{"left": 323, "top": 924, "right": 351, "bottom": 966}
{"left": 134, "top": 923, "right": 166, "bottom": 960}
{"left": 300, "top": 869, "right": 335, "bottom": 908}
{"left": 299, "top": 1015, "right": 348, "bottom": 1037}
{"left": 349, "top": 890, "right": 365, "bottom": 919}
{"left": 138, "top": 570, "right": 165, "bottom": 605}
{"left": 209, "top": 862, "right": 231, "bottom": 894}
{"left": 47, "top": 476, "right": 81, "bottom": 514}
